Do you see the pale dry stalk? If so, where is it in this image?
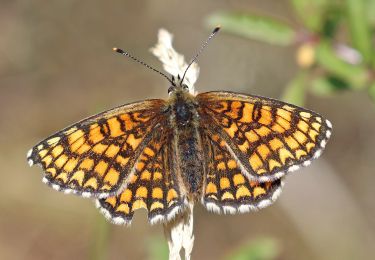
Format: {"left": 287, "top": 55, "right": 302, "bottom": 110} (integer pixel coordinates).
{"left": 150, "top": 29, "right": 198, "bottom": 260}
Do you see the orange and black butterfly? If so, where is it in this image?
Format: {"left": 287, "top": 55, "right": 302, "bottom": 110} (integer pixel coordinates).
{"left": 27, "top": 27, "right": 332, "bottom": 225}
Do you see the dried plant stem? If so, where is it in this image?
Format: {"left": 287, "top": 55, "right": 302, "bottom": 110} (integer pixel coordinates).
{"left": 151, "top": 28, "right": 199, "bottom": 259}
{"left": 150, "top": 28, "right": 199, "bottom": 95}
{"left": 163, "top": 204, "right": 194, "bottom": 260}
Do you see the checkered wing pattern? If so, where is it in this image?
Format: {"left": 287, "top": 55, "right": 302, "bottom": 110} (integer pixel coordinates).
{"left": 198, "top": 91, "right": 332, "bottom": 182}
{"left": 201, "top": 131, "right": 283, "bottom": 214}
{"left": 96, "top": 133, "right": 186, "bottom": 225}
{"left": 27, "top": 99, "right": 166, "bottom": 198}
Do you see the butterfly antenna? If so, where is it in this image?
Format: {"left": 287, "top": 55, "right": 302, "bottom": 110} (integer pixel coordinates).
{"left": 113, "top": 47, "right": 175, "bottom": 86}
{"left": 180, "top": 26, "right": 221, "bottom": 84}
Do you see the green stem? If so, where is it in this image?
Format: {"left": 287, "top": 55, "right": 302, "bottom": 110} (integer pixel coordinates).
{"left": 89, "top": 214, "right": 111, "bottom": 260}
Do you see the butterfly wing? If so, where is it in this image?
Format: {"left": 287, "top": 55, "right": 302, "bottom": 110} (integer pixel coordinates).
{"left": 27, "top": 99, "right": 167, "bottom": 198}
{"left": 201, "top": 130, "right": 283, "bottom": 214}
{"left": 197, "top": 91, "right": 332, "bottom": 182}
{"left": 96, "top": 131, "right": 187, "bottom": 225}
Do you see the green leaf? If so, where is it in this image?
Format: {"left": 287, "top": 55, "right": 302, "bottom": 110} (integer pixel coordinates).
{"left": 310, "top": 76, "right": 351, "bottom": 96}
{"left": 225, "top": 238, "right": 280, "bottom": 260}
{"left": 345, "top": 0, "right": 373, "bottom": 64}
{"left": 206, "top": 12, "right": 296, "bottom": 46}
{"left": 281, "top": 70, "right": 307, "bottom": 106}
{"left": 290, "top": 0, "right": 329, "bottom": 31}
{"left": 315, "top": 41, "right": 368, "bottom": 89}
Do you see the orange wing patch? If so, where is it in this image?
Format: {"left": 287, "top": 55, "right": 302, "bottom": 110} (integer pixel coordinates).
{"left": 202, "top": 132, "right": 283, "bottom": 214}
{"left": 97, "top": 138, "right": 186, "bottom": 225}
{"left": 27, "top": 100, "right": 166, "bottom": 198}
{"left": 198, "top": 91, "right": 332, "bottom": 182}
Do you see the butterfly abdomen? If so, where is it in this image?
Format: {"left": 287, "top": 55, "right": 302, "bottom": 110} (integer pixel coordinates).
{"left": 170, "top": 91, "right": 204, "bottom": 199}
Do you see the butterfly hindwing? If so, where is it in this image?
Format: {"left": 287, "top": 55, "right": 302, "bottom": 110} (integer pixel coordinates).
{"left": 27, "top": 99, "right": 166, "bottom": 198}
{"left": 201, "top": 131, "right": 283, "bottom": 214}
{"left": 198, "top": 91, "right": 332, "bottom": 182}
{"left": 96, "top": 132, "right": 186, "bottom": 225}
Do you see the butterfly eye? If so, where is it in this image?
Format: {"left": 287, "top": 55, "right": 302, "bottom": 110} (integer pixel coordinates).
{"left": 182, "top": 84, "right": 189, "bottom": 90}
{"left": 168, "top": 86, "right": 175, "bottom": 95}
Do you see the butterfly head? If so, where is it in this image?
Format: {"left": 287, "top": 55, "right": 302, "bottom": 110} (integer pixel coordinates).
{"left": 168, "top": 75, "right": 190, "bottom": 96}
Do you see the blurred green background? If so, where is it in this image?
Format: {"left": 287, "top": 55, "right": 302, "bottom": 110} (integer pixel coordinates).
{"left": 1, "top": 0, "right": 375, "bottom": 259}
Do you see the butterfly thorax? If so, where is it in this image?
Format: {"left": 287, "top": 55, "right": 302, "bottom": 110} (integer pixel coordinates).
{"left": 167, "top": 88, "right": 204, "bottom": 200}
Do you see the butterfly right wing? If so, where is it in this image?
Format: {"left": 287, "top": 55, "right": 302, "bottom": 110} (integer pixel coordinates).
{"left": 97, "top": 130, "right": 187, "bottom": 225}
{"left": 27, "top": 99, "right": 166, "bottom": 198}
{"left": 197, "top": 91, "right": 332, "bottom": 182}
{"left": 201, "top": 130, "right": 283, "bottom": 214}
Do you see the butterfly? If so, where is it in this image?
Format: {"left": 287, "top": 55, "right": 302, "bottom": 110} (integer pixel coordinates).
{"left": 27, "top": 27, "right": 332, "bottom": 225}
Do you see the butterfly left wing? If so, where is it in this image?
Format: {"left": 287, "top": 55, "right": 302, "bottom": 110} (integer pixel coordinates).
{"left": 27, "top": 99, "right": 166, "bottom": 198}
{"left": 97, "top": 132, "right": 187, "bottom": 225}
{"left": 201, "top": 130, "right": 283, "bottom": 214}
{"left": 197, "top": 91, "right": 332, "bottom": 182}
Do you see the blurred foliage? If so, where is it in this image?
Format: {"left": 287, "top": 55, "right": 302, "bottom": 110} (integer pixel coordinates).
{"left": 225, "top": 238, "right": 280, "bottom": 260}
{"left": 207, "top": 0, "right": 375, "bottom": 105}
{"left": 146, "top": 236, "right": 169, "bottom": 260}
{"left": 208, "top": 12, "right": 296, "bottom": 46}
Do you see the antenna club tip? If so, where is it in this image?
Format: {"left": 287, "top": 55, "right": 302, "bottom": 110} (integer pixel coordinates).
{"left": 213, "top": 26, "right": 221, "bottom": 33}
{"left": 113, "top": 47, "right": 125, "bottom": 54}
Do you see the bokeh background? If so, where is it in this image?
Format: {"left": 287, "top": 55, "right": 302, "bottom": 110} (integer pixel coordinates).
{"left": 1, "top": 0, "right": 375, "bottom": 259}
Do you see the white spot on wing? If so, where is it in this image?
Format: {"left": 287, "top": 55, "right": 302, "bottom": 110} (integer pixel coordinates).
{"left": 28, "top": 159, "right": 34, "bottom": 166}
{"left": 52, "top": 184, "right": 60, "bottom": 191}
{"left": 256, "top": 170, "right": 286, "bottom": 182}
{"left": 303, "top": 160, "right": 311, "bottom": 167}
{"left": 205, "top": 202, "right": 221, "bottom": 214}
{"left": 238, "top": 204, "right": 256, "bottom": 213}
{"left": 112, "top": 216, "right": 126, "bottom": 225}
{"left": 257, "top": 199, "right": 272, "bottom": 209}
{"left": 271, "top": 185, "right": 283, "bottom": 201}
{"left": 27, "top": 149, "right": 33, "bottom": 158}
{"left": 99, "top": 193, "right": 110, "bottom": 199}
{"left": 81, "top": 192, "right": 92, "bottom": 198}
{"left": 95, "top": 200, "right": 102, "bottom": 209}
{"left": 222, "top": 205, "right": 236, "bottom": 214}
{"left": 47, "top": 137, "right": 61, "bottom": 145}
{"left": 149, "top": 214, "right": 164, "bottom": 225}
{"left": 63, "top": 189, "right": 73, "bottom": 194}
{"left": 313, "top": 149, "right": 322, "bottom": 159}
{"left": 288, "top": 165, "right": 300, "bottom": 172}
{"left": 274, "top": 171, "right": 285, "bottom": 179}
{"left": 326, "top": 119, "right": 332, "bottom": 128}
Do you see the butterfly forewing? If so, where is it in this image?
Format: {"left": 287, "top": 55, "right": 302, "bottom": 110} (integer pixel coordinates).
{"left": 201, "top": 130, "right": 283, "bottom": 214}
{"left": 97, "top": 131, "right": 186, "bottom": 225}
{"left": 197, "top": 91, "right": 332, "bottom": 182}
{"left": 27, "top": 99, "right": 166, "bottom": 198}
